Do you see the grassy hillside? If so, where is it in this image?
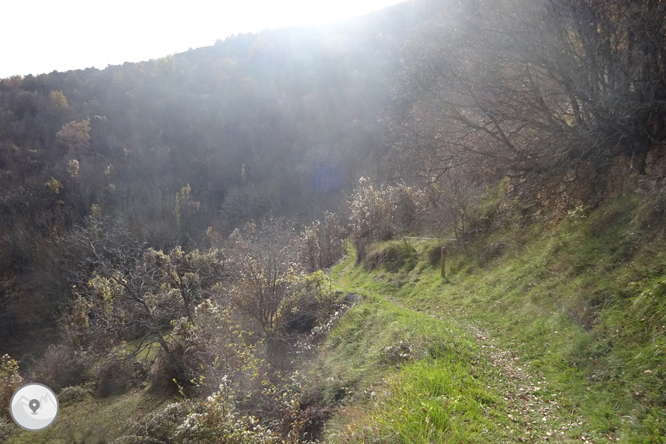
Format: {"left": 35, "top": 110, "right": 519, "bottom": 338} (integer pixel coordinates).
{"left": 313, "top": 192, "right": 666, "bottom": 443}
{"left": 6, "top": 192, "right": 666, "bottom": 443}
{"left": 7, "top": 389, "right": 170, "bottom": 444}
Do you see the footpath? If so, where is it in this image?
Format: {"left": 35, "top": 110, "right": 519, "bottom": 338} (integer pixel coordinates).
{"left": 381, "top": 294, "right": 595, "bottom": 444}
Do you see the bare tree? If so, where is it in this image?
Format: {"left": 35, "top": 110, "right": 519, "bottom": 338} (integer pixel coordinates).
{"left": 69, "top": 219, "right": 172, "bottom": 355}
{"left": 387, "top": 0, "right": 666, "bottom": 202}
{"left": 227, "top": 217, "right": 300, "bottom": 340}
{"left": 67, "top": 217, "right": 226, "bottom": 360}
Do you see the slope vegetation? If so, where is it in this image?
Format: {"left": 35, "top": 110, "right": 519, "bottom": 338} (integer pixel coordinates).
{"left": 314, "top": 192, "right": 666, "bottom": 443}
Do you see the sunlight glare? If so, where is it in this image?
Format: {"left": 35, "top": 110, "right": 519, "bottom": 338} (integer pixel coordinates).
{"left": 0, "top": 0, "right": 404, "bottom": 78}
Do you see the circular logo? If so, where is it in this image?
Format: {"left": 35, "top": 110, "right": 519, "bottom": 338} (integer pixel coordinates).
{"left": 9, "top": 383, "right": 59, "bottom": 431}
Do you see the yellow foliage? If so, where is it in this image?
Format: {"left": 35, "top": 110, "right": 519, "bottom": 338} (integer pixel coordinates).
{"left": 56, "top": 119, "right": 91, "bottom": 153}
{"left": 65, "top": 295, "right": 93, "bottom": 347}
{"left": 49, "top": 90, "right": 68, "bottom": 108}
{"left": 90, "top": 204, "right": 102, "bottom": 220}
{"left": 174, "top": 184, "right": 200, "bottom": 227}
{"left": 88, "top": 274, "right": 124, "bottom": 305}
{"left": 44, "top": 177, "right": 62, "bottom": 194}
{"left": 1, "top": 354, "right": 23, "bottom": 417}
{"left": 67, "top": 159, "right": 80, "bottom": 178}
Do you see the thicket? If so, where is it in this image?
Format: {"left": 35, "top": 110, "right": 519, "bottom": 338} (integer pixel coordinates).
{"left": 342, "top": 0, "right": 666, "bottom": 266}
{"left": 385, "top": 0, "right": 666, "bottom": 212}
{"left": 0, "top": 211, "right": 346, "bottom": 442}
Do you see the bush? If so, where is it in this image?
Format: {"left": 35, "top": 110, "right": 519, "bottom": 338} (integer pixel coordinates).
{"left": 285, "top": 271, "right": 339, "bottom": 335}
{"left": 113, "top": 402, "right": 189, "bottom": 444}
{"left": 150, "top": 300, "right": 261, "bottom": 398}
{"left": 299, "top": 212, "right": 345, "bottom": 272}
{"left": 174, "top": 379, "right": 278, "bottom": 444}
{"left": 28, "top": 344, "right": 92, "bottom": 393}
{"left": 0, "top": 416, "right": 15, "bottom": 444}
{"left": 365, "top": 241, "right": 418, "bottom": 272}
{"left": 299, "top": 221, "right": 321, "bottom": 273}
{"left": 148, "top": 349, "right": 192, "bottom": 396}
{"left": 0, "top": 354, "right": 22, "bottom": 419}
{"left": 58, "top": 384, "right": 94, "bottom": 405}
{"left": 348, "top": 177, "right": 396, "bottom": 243}
{"left": 227, "top": 217, "right": 303, "bottom": 344}
{"left": 348, "top": 178, "right": 426, "bottom": 262}
{"left": 95, "top": 351, "right": 146, "bottom": 398}
{"left": 320, "top": 212, "right": 345, "bottom": 268}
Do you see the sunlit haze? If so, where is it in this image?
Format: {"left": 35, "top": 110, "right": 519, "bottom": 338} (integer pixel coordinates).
{"left": 1, "top": 0, "right": 405, "bottom": 79}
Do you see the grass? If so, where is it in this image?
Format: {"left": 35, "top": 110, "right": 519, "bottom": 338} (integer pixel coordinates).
{"left": 310, "top": 293, "right": 511, "bottom": 443}
{"left": 8, "top": 389, "right": 170, "bottom": 444}
{"left": 314, "top": 249, "right": 580, "bottom": 442}
{"left": 319, "top": 193, "right": 666, "bottom": 443}
{"left": 7, "top": 192, "right": 666, "bottom": 442}
{"left": 367, "top": 359, "right": 499, "bottom": 442}
{"left": 309, "top": 293, "right": 478, "bottom": 403}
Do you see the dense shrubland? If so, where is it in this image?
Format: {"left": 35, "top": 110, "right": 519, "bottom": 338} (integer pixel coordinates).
{"left": 0, "top": 212, "right": 346, "bottom": 442}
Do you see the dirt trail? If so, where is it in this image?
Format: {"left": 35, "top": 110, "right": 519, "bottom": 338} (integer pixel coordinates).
{"left": 382, "top": 295, "right": 597, "bottom": 444}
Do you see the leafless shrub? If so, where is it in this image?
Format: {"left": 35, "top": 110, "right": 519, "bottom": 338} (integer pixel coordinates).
{"left": 299, "top": 221, "right": 321, "bottom": 273}
{"left": 387, "top": 0, "right": 666, "bottom": 207}
{"left": 298, "top": 212, "right": 345, "bottom": 272}
{"left": 319, "top": 212, "right": 345, "bottom": 268}
{"left": 227, "top": 217, "right": 301, "bottom": 343}
{"left": 28, "top": 344, "right": 92, "bottom": 393}
{"left": 347, "top": 177, "right": 426, "bottom": 261}
{"left": 174, "top": 378, "right": 279, "bottom": 444}
{"left": 95, "top": 351, "right": 146, "bottom": 398}
{"left": 154, "top": 299, "right": 261, "bottom": 398}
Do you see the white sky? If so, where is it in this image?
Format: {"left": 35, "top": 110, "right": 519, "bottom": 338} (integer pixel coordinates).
{"left": 1, "top": 0, "right": 405, "bottom": 79}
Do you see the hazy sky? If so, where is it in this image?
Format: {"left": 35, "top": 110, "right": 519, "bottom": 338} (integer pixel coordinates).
{"left": 1, "top": 0, "right": 405, "bottom": 79}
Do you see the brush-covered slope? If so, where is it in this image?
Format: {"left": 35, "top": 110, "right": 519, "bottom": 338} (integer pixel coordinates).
{"left": 314, "top": 192, "right": 666, "bottom": 443}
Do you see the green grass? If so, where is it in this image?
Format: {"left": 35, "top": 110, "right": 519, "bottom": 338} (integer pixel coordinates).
{"left": 310, "top": 293, "right": 512, "bottom": 443}
{"left": 8, "top": 390, "right": 170, "bottom": 444}
{"left": 8, "top": 193, "right": 666, "bottom": 443}
{"left": 366, "top": 359, "right": 498, "bottom": 442}
{"left": 310, "top": 293, "right": 478, "bottom": 403}
{"left": 320, "top": 193, "right": 666, "bottom": 443}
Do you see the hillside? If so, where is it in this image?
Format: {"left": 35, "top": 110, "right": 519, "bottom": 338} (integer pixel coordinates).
{"left": 2, "top": 0, "right": 666, "bottom": 442}
{"left": 0, "top": 1, "right": 425, "bottom": 358}
{"left": 316, "top": 191, "right": 666, "bottom": 442}
{"left": 7, "top": 191, "right": 666, "bottom": 443}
